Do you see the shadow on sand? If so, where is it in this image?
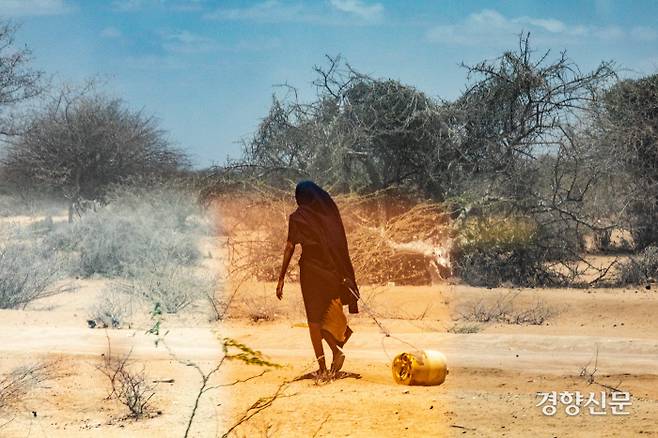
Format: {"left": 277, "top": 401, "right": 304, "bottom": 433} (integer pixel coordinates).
{"left": 293, "top": 370, "right": 362, "bottom": 383}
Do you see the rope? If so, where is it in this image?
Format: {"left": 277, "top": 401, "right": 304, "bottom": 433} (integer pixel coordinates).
{"left": 346, "top": 285, "right": 422, "bottom": 363}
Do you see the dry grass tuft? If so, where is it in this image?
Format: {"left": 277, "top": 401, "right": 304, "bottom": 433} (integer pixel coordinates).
{"left": 458, "top": 292, "right": 555, "bottom": 325}
{"left": 0, "top": 362, "right": 57, "bottom": 421}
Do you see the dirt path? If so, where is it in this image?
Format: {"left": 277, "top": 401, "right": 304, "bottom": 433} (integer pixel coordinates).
{"left": 218, "top": 321, "right": 658, "bottom": 437}
{"left": 223, "top": 321, "right": 658, "bottom": 374}
{"left": 216, "top": 278, "right": 658, "bottom": 437}
{"left": 0, "top": 325, "right": 223, "bottom": 361}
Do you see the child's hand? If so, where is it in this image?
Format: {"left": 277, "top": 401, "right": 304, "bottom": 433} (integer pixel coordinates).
{"left": 276, "top": 279, "right": 284, "bottom": 300}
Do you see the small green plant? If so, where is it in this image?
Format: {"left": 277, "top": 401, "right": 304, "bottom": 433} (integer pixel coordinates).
{"left": 452, "top": 216, "right": 559, "bottom": 287}
{"left": 223, "top": 338, "right": 281, "bottom": 368}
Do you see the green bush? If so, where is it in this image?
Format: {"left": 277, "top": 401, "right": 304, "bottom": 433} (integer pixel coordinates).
{"left": 451, "top": 216, "right": 559, "bottom": 287}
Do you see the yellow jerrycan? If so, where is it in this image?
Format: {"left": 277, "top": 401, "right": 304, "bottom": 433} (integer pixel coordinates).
{"left": 392, "top": 350, "right": 448, "bottom": 386}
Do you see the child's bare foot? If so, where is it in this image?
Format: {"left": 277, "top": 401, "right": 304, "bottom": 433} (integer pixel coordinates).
{"left": 312, "top": 369, "right": 329, "bottom": 381}
{"left": 331, "top": 351, "right": 345, "bottom": 373}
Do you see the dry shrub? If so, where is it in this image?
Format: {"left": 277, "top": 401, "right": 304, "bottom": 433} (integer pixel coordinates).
{"left": 618, "top": 245, "right": 658, "bottom": 285}
{"left": 131, "top": 265, "right": 216, "bottom": 314}
{"left": 0, "top": 362, "right": 55, "bottom": 416}
{"left": 348, "top": 201, "right": 452, "bottom": 284}
{"left": 89, "top": 285, "right": 134, "bottom": 328}
{"left": 448, "top": 323, "right": 482, "bottom": 334}
{"left": 239, "top": 296, "right": 279, "bottom": 323}
{"left": 458, "top": 292, "right": 555, "bottom": 325}
{"left": 97, "top": 342, "right": 156, "bottom": 418}
{"left": 349, "top": 227, "right": 432, "bottom": 284}
{"left": 213, "top": 187, "right": 293, "bottom": 282}
{"left": 452, "top": 216, "right": 561, "bottom": 287}
{"left": 0, "top": 242, "right": 63, "bottom": 309}
{"left": 45, "top": 185, "right": 203, "bottom": 278}
{"left": 212, "top": 186, "right": 453, "bottom": 286}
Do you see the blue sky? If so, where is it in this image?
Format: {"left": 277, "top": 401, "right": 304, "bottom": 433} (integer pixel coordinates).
{"left": 2, "top": 0, "right": 657, "bottom": 167}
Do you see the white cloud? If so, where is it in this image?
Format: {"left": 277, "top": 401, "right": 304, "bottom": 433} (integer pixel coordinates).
{"left": 203, "top": 0, "right": 312, "bottom": 23}
{"left": 159, "top": 29, "right": 280, "bottom": 54}
{"left": 111, "top": 0, "right": 205, "bottom": 12}
{"left": 426, "top": 9, "right": 656, "bottom": 47}
{"left": 518, "top": 17, "right": 566, "bottom": 33}
{"left": 0, "top": 0, "right": 73, "bottom": 16}
{"left": 123, "top": 54, "right": 187, "bottom": 70}
{"left": 110, "top": 0, "right": 157, "bottom": 12}
{"left": 162, "top": 30, "right": 217, "bottom": 54}
{"left": 100, "top": 26, "right": 122, "bottom": 38}
{"left": 631, "top": 26, "right": 658, "bottom": 42}
{"left": 328, "top": 0, "right": 383, "bottom": 21}
{"left": 593, "top": 25, "right": 624, "bottom": 40}
{"left": 204, "top": 0, "right": 381, "bottom": 25}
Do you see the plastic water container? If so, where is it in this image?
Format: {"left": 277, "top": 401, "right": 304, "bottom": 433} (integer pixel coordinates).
{"left": 392, "top": 350, "right": 448, "bottom": 386}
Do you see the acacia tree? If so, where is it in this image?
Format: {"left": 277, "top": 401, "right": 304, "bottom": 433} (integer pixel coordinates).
{"left": 448, "top": 34, "right": 620, "bottom": 285}
{"left": 223, "top": 37, "right": 615, "bottom": 204}
{"left": 0, "top": 20, "right": 42, "bottom": 138}
{"left": 233, "top": 55, "right": 461, "bottom": 198}
{"left": 206, "top": 37, "right": 624, "bottom": 285}
{"left": 0, "top": 20, "right": 43, "bottom": 203}
{"left": 596, "top": 73, "right": 658, "bottom": 248}
{"left": 455, "top": 34, "right": 615, "bottom": 195}
{"left": 2, "top": 86, "right": 189, "bottom": 221}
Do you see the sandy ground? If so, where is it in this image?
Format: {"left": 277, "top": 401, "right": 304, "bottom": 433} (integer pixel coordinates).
{"left": 217, "top": 282, "right": 658, "bottom": 437}
{"left": 1, "top": 232, "right": 658, "bottom": 437}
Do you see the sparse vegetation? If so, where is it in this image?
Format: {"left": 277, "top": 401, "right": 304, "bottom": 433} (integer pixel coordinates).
{"left": 0, "top": 182, "right": 216, "bottom": 321}
{"left": 51, "top": 204, "right": 200, "bottom": 278}
{"left": 618, "top": 245, "right": 658, "bottom": 285}
{"left": 448, "top": 323, "right": 482, "bottom": 334}
{"left": 89, "top": 285, "right": 133, "bottom": 328}
{"left": 0, "top": 241, "right": 62, "bottom": 309}
{"left": 458, "top": 292, "right": 555, "bottom": 325}
{"left": 0, "top": 362, "right": 55, "bottom": 417}
{"left": 132, "top": 264, "right": 216, "bottom": 314}
{"left": 97, "top": 340, "right": 156, "bottom": 419}
{"left": 239, "top": 296, "right": 278, "bottom": 323}
{"left": 41, "top": 184, "right": 204, "bottom": 279}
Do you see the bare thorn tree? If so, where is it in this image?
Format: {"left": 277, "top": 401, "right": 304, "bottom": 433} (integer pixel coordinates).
{"left": 2, "top": 84, "right": 189, "bottom": 221}
{"left": 0, "top": 20, "right": 43, "bottom": 139}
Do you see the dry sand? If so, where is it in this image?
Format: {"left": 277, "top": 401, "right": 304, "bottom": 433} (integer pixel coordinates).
{"left": 1, "top": 233, "right": 658, "bottom": 437}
